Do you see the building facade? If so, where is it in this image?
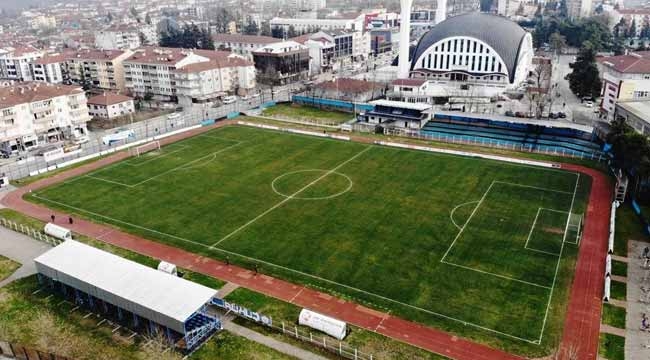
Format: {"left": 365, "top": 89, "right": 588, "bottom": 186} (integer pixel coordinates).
{"left": 597, "top": 51, "right": 650, "bottom": 118}
{"left": 212, "top": 34, "right": 278, "bottom": 60}
{"left": 87, "top": 93, "right": 135, "bottom": 120}
{"left": 32, "top": 54, "right": 66, "bottom": 84}
{"left": 95, "top": 24, "right": 157, "bottom": 50}
{"left": 567, "top": 0, "right": 592, "bottom": 19}
{"left": 64, "top": 49, "right": 133, "bottom": 92}
{"left": 0, "top": 45, "right": 44, "bottom": 82}
{"left": 124, "top": 47, "right": 256, "bottom": 104}
{"left": 253, "top": 41, "right": 310, "bottom": 85}
{"left": 398, "top": 13, "right": 533, "bottom": 100}
{"left": 0, "top": 82, "right": 90, "bottom": 154}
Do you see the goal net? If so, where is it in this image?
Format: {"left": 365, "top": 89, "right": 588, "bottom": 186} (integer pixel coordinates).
{"left": 565, "top": 213, "right": 583, "bottom": 245}
{"left": 130, "top": 141, "right": 161, "bottom": 157}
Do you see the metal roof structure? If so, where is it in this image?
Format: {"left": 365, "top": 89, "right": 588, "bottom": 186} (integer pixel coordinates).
{"left": 433, "top": 110, "right": 594, "bottom": 133}
{"left": 34, "top": 240, "right": 217, "bottom": 333}
{"left": 370, "top": 99, "right": 432, "bottom": 111}
{"left": 410, "top": 13, "right": 529, "bottom": 83}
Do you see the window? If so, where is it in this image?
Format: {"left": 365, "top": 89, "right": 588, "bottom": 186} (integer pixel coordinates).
{"left": 433, "top": 54, "right": 438, "bottom": 68}
{"left": 428, "top": 54, "right": 432, "bottom": 68}
{"left": 452, "top": 55, "right": 456, "bottom": 65}
{"left": 473, "top": 41, "right": 477, "bottom": 53}
{"left": 454, "top": 39, "right": 457, "bottom": 52}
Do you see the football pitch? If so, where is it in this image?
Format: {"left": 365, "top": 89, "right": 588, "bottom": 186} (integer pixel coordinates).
{"left": 29, "top": 125, "right": 590, "bottom": 354}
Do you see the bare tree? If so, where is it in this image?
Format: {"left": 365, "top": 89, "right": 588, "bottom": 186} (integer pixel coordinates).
{"left": 529, "top": 61, "right": 553, "bottom": 118}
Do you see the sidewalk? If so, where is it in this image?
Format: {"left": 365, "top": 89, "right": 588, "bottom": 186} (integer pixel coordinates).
{"left": 0, "top": 226, "right": 51, "bottom": 288}
{"left": 1, "top": 122, "right": 612, "bottom": 360}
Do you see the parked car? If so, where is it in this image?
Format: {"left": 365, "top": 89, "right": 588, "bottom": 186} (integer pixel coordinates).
{"left": 167, "top": 113, "right": 181, "bottom": 120}
{"left": 505, "top": 110, "right": 515, "bottom": 117}
{"left": 558, "top": 112, "right": 567, "bottom": 118}
{"left": 514, "top": 111, "right": 526, "bottom": 117}
{"left": 548, "top": 112, "right": 559, "bottom": 119}
{"left": 584, "top": 101, "right": 594, "bottom": 108}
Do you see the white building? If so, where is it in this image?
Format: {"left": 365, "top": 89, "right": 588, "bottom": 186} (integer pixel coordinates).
{"left": 29, "top": 15, "right": 57, "bottom": 30}
{"left": 396, "top": 13, "right": 534, "bottom": 100}
{"left": 32, "top": 54, "right": 66, "bottom": 84}
{"left": 597, "top": 51, "right": 650, "bottom": 118}
{"left": 87, "top": 93, "right": 135, "bottom": 120}
{"left": 212, "top": 34, "right": 278, "bottom": 60}
{"left": 124, "top": 47, "right": 256, "bottom": 105}
{"left": 610, "top": 8, "right": 650, "bottom": 37}
{"left": 270, "top": 15, "right": 364, "bottom": 33}
{"left": 0, "top": 45, "right": 44, "bottom": 82}
{"left": 0, "top": 82, "right": 90, "bottom": 153}
{"left": 95, "top": 24, "right": 157, "bottom": 50}
{"left": 65, "top": 49, "right": 133, "bottom": 92}
{"left": 567, "top": 0, "right": 592, "bottom": 19}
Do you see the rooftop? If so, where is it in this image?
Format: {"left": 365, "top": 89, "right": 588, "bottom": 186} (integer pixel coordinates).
{"left": 253, "top": 41, "right": 308, "bottom": 54}
{"left": 370, "top": 99, "right": 432, "bottom": 111}
{"left": 392, "top": 78, "right": 427, "bottom": 87}
{"left": 616, "top": 100, "right": 650, "bottom": 123}
{"left": 0, "top": 83, "right": 84, "bottom": 109}
{"left": 87, "top": 92, "right": 133, "bottom": 106}
{"left": 598, "top": 52, "right": 650, "bottom": 73}
{"left": 68, "top": 49, "right": 128, "bottom": 61}
{"left": 34, "top": 240, "right": 218, "bottom": 334}
{"left": 126, "top": 47, "right": 233, "bottom": 65}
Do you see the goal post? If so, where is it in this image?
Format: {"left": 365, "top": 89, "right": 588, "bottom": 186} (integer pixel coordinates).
{"left": 130, "top": 141, "right": 161, "bottom": 157}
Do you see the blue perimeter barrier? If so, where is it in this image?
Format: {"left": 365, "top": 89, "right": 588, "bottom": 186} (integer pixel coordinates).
{"left": 292, "top": 96, "right": 374, "bottom": 112}
{"left": 201, "top": 119, "right": 216, "bottom": 126}
{"left": 227, "top": 112, "right": 240, "bottom": 119}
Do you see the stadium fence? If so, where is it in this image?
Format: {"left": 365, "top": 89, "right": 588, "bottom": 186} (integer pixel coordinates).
{"left": 382, "top": 127, "right": 608, "bottom": 161}
{"left": 0, "top": 217, "right": 61, "bottom": 246}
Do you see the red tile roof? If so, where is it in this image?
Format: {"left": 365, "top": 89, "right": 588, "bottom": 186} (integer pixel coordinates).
{"left": 87, "top": 92, "right": 133, "bottom": 106}
{"left": 0, "top": 83, "right": 84, "bottom": 109}
{"left": 618, "top": 8, "right": 650, "bottom": 15}
{"left": 67, "top": 49, "right": 127, "bottom": 61}
{"left": 34, "top": 53, "right": 69, "bottom": 65}
{"left": 599, "top": 52, "right": 650, "bottom": 73}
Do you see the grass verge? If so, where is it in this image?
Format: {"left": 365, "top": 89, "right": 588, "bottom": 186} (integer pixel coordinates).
{"left": 262, "top": 104, "right": 353, "bottom": 125}
{"left": 0, "top": 255, "right": 20, "bottom": 282}
{"left": 601, "top": 303, "right": 626, "bottom": 329}
{"left": 611, "top": 260, "right": 627, "bottom": 278}
{"left": 599, "top": 333, "right": 625, "bottom": 360}
{"left": 610, "top": 281, "right": 626, "bottom": 301}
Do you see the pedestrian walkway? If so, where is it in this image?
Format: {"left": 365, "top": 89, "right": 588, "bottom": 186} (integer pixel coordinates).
{"left": 217, "top": 282, "right": 240, "bottom": 298}
{"left": 222, "top": 320, "right": 328, "bottom": 360}
{"left": 0, "top": 226, "right": 51, "bottom": 288}
{"left": 626, "top": 240, "right": 650, "bottom": 360}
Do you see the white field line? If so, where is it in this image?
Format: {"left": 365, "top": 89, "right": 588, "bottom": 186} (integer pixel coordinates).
{"left": 494, "top": 181, "right": 574, "bottom": 195}
{"left": 440, "top": 181, "right": 495, "bottom": 262}
{"left": 523, "top": 208, "right": 561, "bottom": 257}
{"left": 30, "top": 190, "right": 539, "bottom": 344}
{"left": 537, "top": 173, "right": 580, "bottom": 344}
{"left": 448, "top": 200, "right": 479, "bottom": 230}
{"left": 210, "top": 146, "right": 372, "bottom": 248}
{"left": 84, "top": 142, "right": 242, "bottom": 188}
{"left": 123, "top": 144, "right": 189, "bottom": 167}
{"left": 441, "top": 261, "right": 552, "bottom": 289}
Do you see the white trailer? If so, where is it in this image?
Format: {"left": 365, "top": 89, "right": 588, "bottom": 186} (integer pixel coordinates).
{"left": 157, "top": 261, "right": 178, "bottom": 276}
{"left": 298, "top": 309, "right": 347, "bottom": 340}
{"left": 44, "top": 223, "right": 72, "bottom": 241}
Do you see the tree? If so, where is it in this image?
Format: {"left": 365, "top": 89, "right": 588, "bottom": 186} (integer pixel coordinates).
{"left": 243, "top": 17, "right": 259, "bottom": 35}
{"left": 287, "top": 25, "right": 298, "bottom": 38}
{"left": 257, "top": 66, "right": 280, "bottom": 98}
{"left": 105, "top": 12, "right": 113, "bottom": 23}
{"left": 614, "top": 17, "right": 628, "bottom": 38}
{"left": 516, "top": 2, "right": 525, "bottom": 15}
{"left": 211, "top": 7, "right": 234, "bottom": 33}
{"left": 145, "top": 13, "right": 152, "bottom": 25}
{"left": 260, "top": 21, "right": 272, "bottom": 36}
{"left": 529, "top": 61, "right": 553, "bottom": 118}
{"left": 129, "top": 6, "right": 138, "bottom": 19}
{"left": 138, "top": 32, "right": 147, "bottom": 46}
{"left": 549, "top": 32, "right": 567, "bottom": 55}
{"left": 629, "top": 18, "right": 638, "bottom": 38}
{"left": 159, "top": 24, "right": 214, "bottom": 49}
{"left": 480, "top": 0, "right": 493, "bottom": 11}
{"left": 566, "top": 44, "right": 602, "bottom": 98}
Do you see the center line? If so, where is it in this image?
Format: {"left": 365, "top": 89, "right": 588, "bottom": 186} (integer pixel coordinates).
{"left": 210, "top": 146, "right": 372, "bottom": 248}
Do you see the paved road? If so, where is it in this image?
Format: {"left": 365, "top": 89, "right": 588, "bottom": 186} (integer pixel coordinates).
{"left": 0, "top": 226, "right": 51, "bottom": 288}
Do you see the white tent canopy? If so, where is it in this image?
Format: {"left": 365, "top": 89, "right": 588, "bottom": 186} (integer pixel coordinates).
{"left": 34, "top": 240, "right": 217, "bottom": 333}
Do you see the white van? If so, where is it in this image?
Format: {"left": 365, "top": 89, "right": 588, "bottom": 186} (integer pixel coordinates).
{"left": 167, "top": 113, "right": 181, "bottom": 120}
{"left": 223, "top": 96, "right": 237, "bottom": 104}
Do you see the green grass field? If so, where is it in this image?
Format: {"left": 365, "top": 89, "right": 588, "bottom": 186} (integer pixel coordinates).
{"left": 29, "top": 125, "right": 590, "bottom": 356}
{"left": 262, "top": 104, "right": 353, "bottom": 125}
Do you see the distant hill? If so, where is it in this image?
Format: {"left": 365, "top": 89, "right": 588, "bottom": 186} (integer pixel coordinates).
{"left": 1, "top": 0, "right": 54, "bottom": 12}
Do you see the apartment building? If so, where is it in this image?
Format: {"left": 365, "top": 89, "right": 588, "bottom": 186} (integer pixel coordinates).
{"left": 567, "top": 0, "right": 592, "bottom": 19}
{"left": 65, "top": 49, "right": 133, "bottom": 91}
{"left": 123, "top": 47, "right": 256, "bottom": 105}
{"left": 253, "top": 41, "right": 310, "bottom": 85}
{"left": 0, "top": 82, "right": 90, "bottom": 154}
{"left": 291, "top": 34, "right": 335, "bottom": 75}
{"left": 611, "top": 8, "right": 650, "bottom": 37}
{"left": 270, "top": 16, "right": 364, "bottom": 33}
{"left": 598, "top": 51, "right": 650, "bottom": 118}
{"left": 32, "top": 53, "right": 66, "bottom": 84}
{"left": 212, "top": 34, "right": 278, "bottom": 60}
{"left": 95, "top": 24, "right": 157, "bottom": 50}
{"left": 0, "top": 45, "right": 44, "bottom": 82}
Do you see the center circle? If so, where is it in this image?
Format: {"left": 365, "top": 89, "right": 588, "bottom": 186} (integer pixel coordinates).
{"left": 271, "top": 169, "right": 353, "bottom": 200}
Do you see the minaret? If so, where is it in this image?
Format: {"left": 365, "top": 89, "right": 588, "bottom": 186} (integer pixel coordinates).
{"left": 435, "top": 0, "right": 447, "bottom": 24}
{"left": 397, "top": 0, "right": 413, "bottom": 79}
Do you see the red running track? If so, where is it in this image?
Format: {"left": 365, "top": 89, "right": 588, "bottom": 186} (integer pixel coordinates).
{"left": 1, "top": 122, "right": 611, "bottom": 360}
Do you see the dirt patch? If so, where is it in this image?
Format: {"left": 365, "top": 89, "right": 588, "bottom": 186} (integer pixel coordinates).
{"left": 543, "top": 227, "right": 565, "bottom": 235}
